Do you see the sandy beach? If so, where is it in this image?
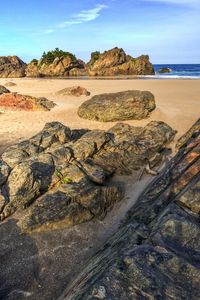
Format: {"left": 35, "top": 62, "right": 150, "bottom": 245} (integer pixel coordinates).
{"left": 0, "top": 78, "right": 199, "bottom": 154}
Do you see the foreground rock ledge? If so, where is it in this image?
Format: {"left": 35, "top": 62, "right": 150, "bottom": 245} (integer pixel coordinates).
{"left": 78, "top": 90, "right": 156, "bottom": 122}
{"left": 63, "top": 118, "right": 200, "bottom": 300}
{"left": 0, "top": 120, "right": 175, "bottom": 232}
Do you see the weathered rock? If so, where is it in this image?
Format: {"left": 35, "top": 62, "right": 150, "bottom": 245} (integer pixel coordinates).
{"left": 19, "top": 182, "right": 123, "bottom": 233}
{"left": 0, "top": 120, "right": 175, "bottom": 231}
{"left": 4, "top": 81, "right": 17, "bottom": 87}
{"left": 56, "top": 86, "right": 90, "bottom": 97}
{"left": 62, "top": 118, "right": 200, "bottom": 300}
{"left": 87, "top": 47, "right": 155, "bottom": 76}
{"left": 0, "top": 93, "right": 56, "bottom": 111}
{"left": 78, "top": 90, "right": 156, "bottom": 121}
{"left": 159, "top": 67, "right": 171, "bottom": 73}
{"left": 0, "top": 160, "right": 11, "bottom": 185}
{"left": 26, "top": 48, "right": 154, "bottom": 77}
{"left": 26, "top": 57, "right": 85, "bottom": 77}
{"left": 0, "top": 56, "right": 26, "bottom": 78}
{"left": 0, "top": 84, "right": 10, "bottom": 95}
{"left": 2, "top": 121, "right": 71, "bottom": 167}
{"left": 176, "top": 118, "right": 200, "bottom": 149}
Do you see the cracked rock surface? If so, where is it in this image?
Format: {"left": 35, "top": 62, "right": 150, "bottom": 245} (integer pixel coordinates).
{"left": 0, "top": 120, "right": 175, "bottom": 233}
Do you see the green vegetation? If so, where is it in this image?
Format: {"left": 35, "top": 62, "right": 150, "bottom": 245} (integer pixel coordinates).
{"left": 90, "top": 51, "right": 100, "bottom": 65}
{"left": 40, "top": 48, "right": 77, "bottom": 65}
{"left": 55, "top": 169, "right": 73, "bottom": 184}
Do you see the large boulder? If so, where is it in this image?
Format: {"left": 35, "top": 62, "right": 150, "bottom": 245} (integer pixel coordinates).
{"left": 0, "top": 120, "right": 175, "bottom": 231}
{"left": 26, "top": 57, "right": 86, "bottom": 77}
{"left": 87, "top": 47, "right": 155, "bottom": 76}
{"left": 0, "top": 56, "right": 26, "bottom": 78}
{"left": 78, "top": 90, "right": 156, "bottom": 122}
{"left": 62, "top": 118, "right": 200, "bottom": 300}
{"left": 0, "top": 93, "right": 56, "bottom": 111}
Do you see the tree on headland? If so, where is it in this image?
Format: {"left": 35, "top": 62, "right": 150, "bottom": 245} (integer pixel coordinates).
{"left": 40, "top": 48, "right": 77, "bottom": 64}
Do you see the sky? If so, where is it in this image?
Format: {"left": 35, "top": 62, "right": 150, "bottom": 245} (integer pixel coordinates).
{"left": 0, "top": 0, "right": 199, "bottom": 64}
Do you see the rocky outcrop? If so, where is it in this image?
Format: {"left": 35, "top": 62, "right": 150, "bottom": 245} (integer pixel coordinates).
{"left": 159, "top": 67, "right": 171, "bottom": 73}
{"left": 0, "top": 93, "right": 56, "bottom": 111}
{"left": 78, "top": 90, "right": 156, "bottom": 122}
{"left": 25, "top": 47, "right": 154, "bottom": 77}
{"left": 56, "top": 86, "right": 90, "bottom": 97}
{"left": 0, "top": 120, "right": 175, "bottom": 232}
{"left": 0, "top": 56, "right": 26, "bottom": 78}
{"left": 87, "top": 47, "right": 155, "bottom": 76}
{"left": 0, "top": 85, "right": 10, "bottom": 95}
{"left": 62, "top": 118, "right": 200, "bottom": 300}
{"left": 26, "top": 57, "right": 86, "bottom": 77}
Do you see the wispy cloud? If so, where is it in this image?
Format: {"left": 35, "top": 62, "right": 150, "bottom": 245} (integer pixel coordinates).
{"left": 40, "top": 4, "right": 108, "bottom": 34}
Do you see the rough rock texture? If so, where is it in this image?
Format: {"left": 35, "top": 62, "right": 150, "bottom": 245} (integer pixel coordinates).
{"left": 0, "top": 56, "right": 26, "bottom": 78}
{"left": 0, "top": 120, "right": 175, "bottom": 233}
{"left": 26, "top": 57, "right": 86, "bottom": 77}
{"left": 87, "top": 47, "right": 155, "bottom": 76}
{"left": 4, "top": 81, "right": 17, "bottom": 87}
{"left": 0, "top": 85, "right": 10, "bottom": 95}
{"left": 159, "top": 67, "right": 171, "bottom": 73}
{"left": 78, "top": 90, "right": 156, "bottom": 122}
{"left": 63, "top": 119, "right": 200, "bottom": 300}
{"left": 25, "top": 48, "right": 154, "bottom": 77}
{"left": 56, "top": 86, "right": 90, "bottom": 97}
{"left": 176, "top": 118, "right": 200, "bottom": 149}
{"left": 0, "top": 93, "right": 56, "bottom": 111}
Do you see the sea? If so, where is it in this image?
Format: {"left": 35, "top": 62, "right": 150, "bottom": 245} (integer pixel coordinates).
{"left": 152, "top": 64, "right": 200, "bottom": 79}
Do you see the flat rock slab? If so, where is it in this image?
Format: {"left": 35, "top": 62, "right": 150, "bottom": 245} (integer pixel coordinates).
{"left": 78, "top": 90, "right": 156, "bottom": 122}
{"left": 0, "top": 93, "right": 56, "bottom": 111}
{"left": 56, "top": 86, "right": 90, "bottom": 97}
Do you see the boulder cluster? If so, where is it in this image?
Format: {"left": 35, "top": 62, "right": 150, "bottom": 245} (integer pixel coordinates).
{"left": 0, "top": 121, "right": 175, "bottom": 233}
{"left": 0, "top": 47, "right": 155, "bottom": 78}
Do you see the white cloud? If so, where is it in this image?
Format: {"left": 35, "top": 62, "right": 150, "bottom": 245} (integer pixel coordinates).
{"left": 73, "top": 4, "right": 108, "bottom": 22}
{"left": 42, "top": 4, "right": 108, "bottom": 34}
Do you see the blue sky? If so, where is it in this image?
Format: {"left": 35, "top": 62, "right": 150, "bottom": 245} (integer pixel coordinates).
{"left": 0, "top": 0, "right": 199, "bottom": 63}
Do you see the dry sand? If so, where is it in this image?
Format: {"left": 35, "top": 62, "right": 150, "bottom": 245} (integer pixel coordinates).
{"left": 0, "top": 77, "right": 199, "bottom": 153}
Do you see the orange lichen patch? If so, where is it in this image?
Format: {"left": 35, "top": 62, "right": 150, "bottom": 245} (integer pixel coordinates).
{"left": 0, "top": 93, "right": 52, "bottom": 111}
{"left": 171, "top": 159, "right": 200, "bottom": 195}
